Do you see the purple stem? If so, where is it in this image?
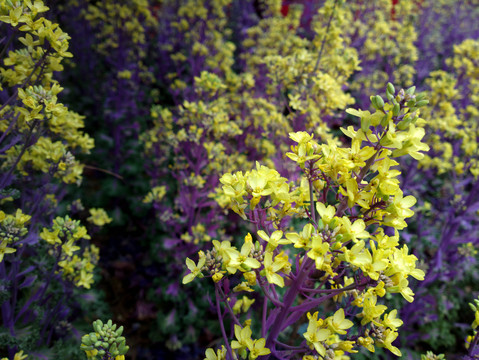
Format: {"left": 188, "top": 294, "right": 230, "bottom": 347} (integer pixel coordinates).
{"left": 215, "top": 284, "right": 234, "bottom": 360}
{"left": 263, "top": 257, "right": 313, "bottom": 358}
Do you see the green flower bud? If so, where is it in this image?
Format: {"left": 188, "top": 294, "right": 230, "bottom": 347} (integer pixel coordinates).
{"left": 397, "top": 119, "right": 411, "bottom": 131}
{"left": 416, "top": 100, "right": 429, "bottom": 107}
{"left": 376, "top": 95, "right": 385, "bottom": 108}
{"left": 380, "top": 114, "right": 388, "bottom": 127}
{"left": 116, "top": 326, "right": 124, "bottom": 336}
{"left": 405, "top": 85, "right": 416, "bottom": 95}
{"left": 317, "top": 219, "right": 324, "bottom": 231}
{"left": 94, "top": 319, "right": 103, "bottom": 330}
{"left": 370, "top": 95, "right": 378, "bottom": 109}
{"left": 415, "top": 93, "right": 427, "bottom": 101}
{"left": 83, "top": 319, "right": 128, "bottom": 358}
{"left": 392, "top": 103, "right": 400, "bottom": 116}
{"left": 82, "top": 336, "right": 92, "bottom": 346}
{"left": 387, "top": 82, "right": 395, "bottom": 95}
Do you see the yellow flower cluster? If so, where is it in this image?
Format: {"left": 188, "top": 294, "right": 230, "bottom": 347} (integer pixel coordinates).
{"left": 142, "top": 186, "right": 167, "bottom": 204}
{"left": 87, "top": 208, "right": 113, "bottom": 227}
{"left": 303, "top": 309, "right": 355, "bottom": 358}
{"left": 184, "top": 84, "right": 428, "bottom": 358}
{"left": 231, "top": 324, "right": 271, "bottom": 359}
{"left": 243, "top": 0, "right": 360, "bottom": 142}
{"left": 343, "top": 0, "right": 419, "bottom": 96}
{"left": 0, "top": 0, "right": 94, "bottom": 185}
{"left": 81, "top": 0, "right": 156, "bottom": 59}
{"left": 166, "top": 0, "right": 236, "bottom": 93}
{"left": 0, "top": 209, "right": 30, "bottom": 262}
{"left": 143, "top": 0, "right": 363, "bottom": 246}
{"left": 420, "top": 39, "right": 479, "bottom": 177}
{"left": 40, "top": 216, "right": 98, "bottom": 289}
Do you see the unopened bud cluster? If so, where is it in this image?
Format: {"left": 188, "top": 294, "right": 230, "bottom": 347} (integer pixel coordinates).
{"left": 80, "top": 319, "right": 129, "bottom": 360}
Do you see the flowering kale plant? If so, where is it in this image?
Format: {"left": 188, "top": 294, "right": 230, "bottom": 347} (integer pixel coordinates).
{"left": 183, "top": 83, "right": 430, "bottom": 359}
{"left": 0, "top": 0, "right": 110, "bottom": 358}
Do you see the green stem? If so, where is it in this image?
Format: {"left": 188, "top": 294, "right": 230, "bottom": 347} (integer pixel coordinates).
{"left": 312, "top": 0, "right": 339, "bottom": 74}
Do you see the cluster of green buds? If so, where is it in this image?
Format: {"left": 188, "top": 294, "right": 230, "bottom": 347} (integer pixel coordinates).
{"left": 421, "top": 351, "right": 445, "bottom": 360}
{"left": 369, "top": 82, "right": 429, "bottom": 132}
{"left": 80, "top": 319, "right": 129, "bottom": 360}
{"left": 469, "top": 297, "right": 479, "bottom": 330}
{"left": 0, "top": 209, "right": 31, "bottom": 262}
{"left": 0, "top": 210, "right": 29, "bottom": 243}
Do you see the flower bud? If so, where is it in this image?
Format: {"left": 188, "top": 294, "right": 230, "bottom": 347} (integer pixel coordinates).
{"left": 416, "top": 100, "right": 429, "bottom": 107}
{"left": 376, "top": 95, "right": 385, "bottom": 108}
{"left": 387, "top": 82, "right": 395, "bottom": 95}
{"left": 116, "top": 326, "right": 124, "bottom": 336}
{"left": 392, "top": 103, "right": 400, "bottom": 116}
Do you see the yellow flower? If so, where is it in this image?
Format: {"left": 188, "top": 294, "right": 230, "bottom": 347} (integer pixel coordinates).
{"left": 257, "top": 230, "right": 290, "bottom": 250}
{"left": 183, "top": 253, "right": 206, "bottom": 284}
{"left": 285, "top": 223, "right": 314, "bottom": 248}
{"left": 377, "top": 328, "right": 402, "bottom": 356}
{"left": 262, "top": 252, "right": 285, "bottom": 287}
{"left": 316, "top": 202, "right": 336, "bottom": 224}
{"left": 327, "top": 308, "right": 354, "bottom": 335}
{"left": 248, "top": 338, "right": 271, "bottom": 359}
{"left": 228, "top": 233, "right": 261, "bottom": 271}
{"left": 0, "top": 243, "right": 16, "bottom": 263}
{"left": 87, "top": 208, "right": 113, "bottom": 227}
{"left": 358, "top": 336, "right": 375, "bottom": 353}
{"left": 339, "top": 218, "right": 370, "bottom": 243}
{"left": 233, "top": 296, "right": 255, "bottom": 314}
{"left": 358, "top": 293, "right": 387, "bottom": 326}
{"left": 232, "top": 324, "right": 253, "bottom": 355}
{"left": 382, "top": 310, "right": 404, "bottom": 331}
{"left": 40, "top": 228, "right": 62, "bottom": 245}
{"left": 204, "top": 346, "right": 226, "bottom": 360}
{"left": 62, "top": 238, "right": 80, "bottom": 257}
{"left": 303, "top": 312, "right": 331, "bottom": 356}
{"left": 84, "top": 349, "right": 98, "bottom": 358}
{"left": 9, "top": 350, "right": 28, "bottom": 360}
{"left": 307, "top": 234, "right": 330, "bottom": 270}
